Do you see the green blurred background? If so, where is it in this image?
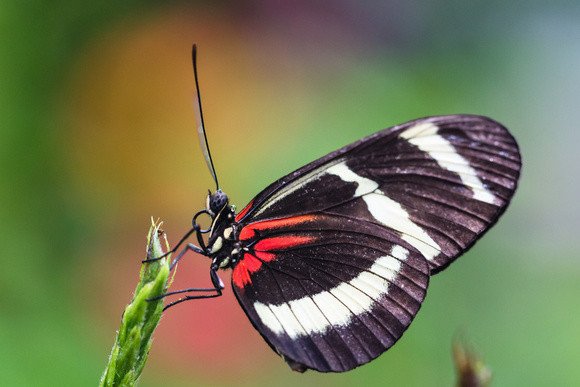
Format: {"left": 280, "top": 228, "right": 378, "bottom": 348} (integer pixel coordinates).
{"left": 1, "top": 1, "right": 579, "bottom": 386}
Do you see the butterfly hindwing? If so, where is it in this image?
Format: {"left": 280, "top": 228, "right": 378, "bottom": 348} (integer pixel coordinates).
{"left": 232, "top": 214, "right": 429, "bottom": 372}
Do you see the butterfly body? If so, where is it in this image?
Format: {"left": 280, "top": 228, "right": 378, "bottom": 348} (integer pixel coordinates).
{"left": 185, "top": 114, "right": 520, "bottom": 373}
{"left": 200, "top": 195, "right": 235, "bottom": 266}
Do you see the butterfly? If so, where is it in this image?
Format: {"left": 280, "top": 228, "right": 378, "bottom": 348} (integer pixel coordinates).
{"left": 150, "top": 45, "right": 521, "bottom": 373}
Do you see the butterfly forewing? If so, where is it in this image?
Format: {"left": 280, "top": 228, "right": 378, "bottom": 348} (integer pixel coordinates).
{"left": 231, "top": 114, "right": 521, "bottom": 371}
{"left": 235, "top": 115, "right": 521, "bottom": 272}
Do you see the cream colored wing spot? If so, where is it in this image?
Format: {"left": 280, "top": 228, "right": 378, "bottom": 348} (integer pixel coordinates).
{"left": 363, "top": 191, "right": 440, "bottom": 261}
{"left": 400, "top": 122, "right": 496, "bottom": 204}
{"left": 253, "top": 246, "right": 409, "bottom": 338}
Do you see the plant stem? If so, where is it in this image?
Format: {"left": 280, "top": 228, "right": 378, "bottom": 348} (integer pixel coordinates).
{"left": 99, "top": 219, "right": 171, "bottom": 387}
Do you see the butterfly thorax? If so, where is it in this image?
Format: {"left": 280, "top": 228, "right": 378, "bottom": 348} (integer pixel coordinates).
{"left": 204, "top": 190, "right": 242, "bottom": 270}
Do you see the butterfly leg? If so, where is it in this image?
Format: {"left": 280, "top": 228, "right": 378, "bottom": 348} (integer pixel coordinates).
{"left": 142, "top": 226, "right": 198, "bottom": 264}
{"left": 157, "top": 267, "right": 224, "bottom": 311}
{"left": 143, "top": 222, "right": 210, "bottom": 265}
{"left": 143, "top": 209, "right": 213, "bottom": 264}
{"left": 168, "top": 242, "right": 206, "bottom": 271}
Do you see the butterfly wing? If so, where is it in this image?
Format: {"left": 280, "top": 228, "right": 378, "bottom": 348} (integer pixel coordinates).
{"left": 232, "top": 115, "right": 521, "bottom": 371}
{"left": 232, "top": 214, "right": 430, "bottom": 372}
{"left": 235, "top": 115, "right": 521, "bottom": 273}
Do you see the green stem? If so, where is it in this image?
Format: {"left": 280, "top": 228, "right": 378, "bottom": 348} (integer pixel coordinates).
{"left": 99, "top": 219, "right": 171, "bottom": 387}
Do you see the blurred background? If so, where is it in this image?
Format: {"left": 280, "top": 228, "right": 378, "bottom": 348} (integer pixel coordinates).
{"left": 1, "top": 1, "right": 579, "bottom": 386}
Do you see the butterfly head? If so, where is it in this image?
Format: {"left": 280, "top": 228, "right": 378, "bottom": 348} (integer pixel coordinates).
{"left": 206, "top": 189, "right": 229, "bottom": 216}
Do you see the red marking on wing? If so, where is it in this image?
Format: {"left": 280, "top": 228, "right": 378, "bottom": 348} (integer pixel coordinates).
{"left": 233, "top": 216, "right": 317, "bottom": 288}
{"left": 232, "top": 258, "right": 252, "bottom": 288}
{"left": 253, "top": 250, "right": 276, "bottom": 262}
{"left": 239, "top": 214, "right": 317, "bottom": 241}
{"left": 232, "top": 235, "right": 316, "bottom": 288}
{"left": 232, "top": 251, "right": 276, "bottom": 288}
{"left": 235, "top": 199, "right": 254, "bottom": 222}
{"left": 254, "top": 235, "right": 316, "bottom": 251}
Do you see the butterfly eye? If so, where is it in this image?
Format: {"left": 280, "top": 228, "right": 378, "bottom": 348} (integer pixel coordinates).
{"left": 208, "top": 189, "right": 228, "bottom": 214}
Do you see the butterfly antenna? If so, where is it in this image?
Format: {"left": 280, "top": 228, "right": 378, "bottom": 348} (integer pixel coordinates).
{"left": 192, "top": 44, "right": 219, "bottom": 190}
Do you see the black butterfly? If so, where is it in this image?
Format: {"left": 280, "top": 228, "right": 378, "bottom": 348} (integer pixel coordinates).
{"left": 150, "top": 46, "right": 521, "bottom": 373}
